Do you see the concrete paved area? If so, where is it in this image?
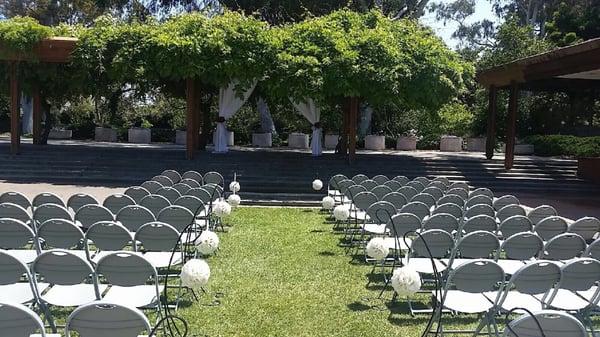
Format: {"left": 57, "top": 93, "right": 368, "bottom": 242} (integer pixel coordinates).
{"left": 0, "top": 182, "right": 125, "bottom": 202}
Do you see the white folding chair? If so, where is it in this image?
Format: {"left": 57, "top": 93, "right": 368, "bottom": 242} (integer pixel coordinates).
{"left": 0, "top": 203, "right": 33, "bottom": 227}
{"left": 400, "top": 201, "right": 430, "bottom": 222}
{"left": 496, "top": 204, "right": 526, "bottom": 223}
{"left": 33, "top": 204, "right": 73, "bottom": 228}
{"left": 140, "top": 181, "right": 163, "bottom": 194}
{"left": 85, "top": 221, "right": 134, "bottom": 262}
{"left": 493, "top": 194, "right": 520, "bottom": 211}
{"left": 75, "top": 204, "right": 114, "bottom": 230}
{"left": 500, "top": 215, "right": 533, "bottom": 239}
{"left": 203, "top": 171, "right": 224, "bottom": 186}
{"left": 0, "top": 218, "right": 38, "bottom": 264}
{"left": 0, "top": 250, "right": 47, "bottom": 305}
{"left": 155, "top": 187, "right": 182, "bottom": 204}
{"left": 32, "top": 193, "right": 65, "bottom": 209}
{"left": 67, "top": 193, "right": 99, "bottom": 214}
{"left": 0, "top": 192, "right": 31, "bottom": 211}
{"left": 65, "top": 301, "right": 151, "bottom": 337}
{"left": 102, "top": 194, "right": 136, "bottom": 214}
{"left": 495, "top": 232, "right": 543, "bottom": 275}
{"left": 124, "top": 186, "right": 150, "bottom": 203}
{"left": 535, "top": 216, "right": 568, "bottom": 241}
{"left": 139, "top": 195, "right": 171, "bottom": 217}
{"left": 151, "top": 175, "right": 174, "bottom": 187}
{"left": 162, "top": 169, "right": 182, "bottom": 184}
{"left": 0, "top": 302, "right": 58, "bottom": 337}
{"left": 36, "top": 219, "right": 87, "bottom": 260}
{"left": 134, "top": 222, "right": 182, "bottom": 269}
{"left": 504, "top": 310, "right": 587, "bottom": 337}
{"left": 540, "top": 233, "right": 586, "bottom": 261}
{"left": 528, "top": 205, "right": 558, "bottom": 226}
{"left": 182, "top": 170, "right": 203, "bottom": 184}
{"left": 568, "top": 217, "right": 600, "bottom": 243}
{"left": 116, "top": 205, "right": 155, "bottom": 232}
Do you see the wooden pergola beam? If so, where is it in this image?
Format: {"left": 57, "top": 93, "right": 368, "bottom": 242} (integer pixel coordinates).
{"left": 32, "top": 85, "right": 42, "bottom": 145}
{"left": 9, "top": 62, "right": 20, "bottom": 154}
{"left": 348, "top": 97, "right": 358, "bottom": 163}
{"left": 485, "top": 85, "right": 497, "bottom": 160}
{"left": 505, "top": 81, "right": 519, "bottom": 170}
{"left": 0, "top": 37, "right": 77, "bottom": 63}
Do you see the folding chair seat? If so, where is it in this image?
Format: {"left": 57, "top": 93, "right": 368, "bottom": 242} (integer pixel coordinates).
{"left": 568, "top": 217, "right": 600, "bottom": 243}
{"left": 504, "top": 310, "right": 587, "bottom": 337}
{"left": 499, "top": 215, "right": 533, "bottom": 239}
{"left": 469, "top": 187, "right": 494, "bottom": 199}
{"left": 154, "top": 187, "right": 182, "bottom": 204}
{"left": 381, "top": 192, "right": 407, "bottom": 211}
{"left": 0, "top": 203, "right": 32, "bottom": 227}
{"left": 544, "top": 258, "right": 600, "bottom": 312}
{"left": 422, "top": 186, "right": 444, "bottom": 200}
{"left": 383, "top": 180, "right": 402, "bottom": 191}
{"left": 370, "top": 185, "right": 393, "bottom": 200}
{"left": 410, "top": 193, "right": 436, "bottom": 210}
{"left": 33, "top": 204, "right": 73, "bottom": 227}
{"left": 465, "top": 195, "right": 493, "bottom": 209}
{"left": 65, "top": 301, "right": 151, "bottom": 337}
{"left": 361, "top": 201, "right": 397, "bottom": 235}
{"left": 0, "top": 302, "right": 59, "bottom": 337}
{"left": 437, "top": 194, "right": 466, "bottom": 208}
{"left": 36, "top": 219, "right": 87, "bottom": 260}
{"left": 124, "top": 186, "right": 150, "bottom": 203}
{"left": 405, "top": 229, "right": 453, "bottom": 274}
{"left": 182, "top": 170, "right": 203, "bottom": 184}
{"left": 0, "top": 192, "right": 31, "bottom": 211}
{"left": 397, "top": 186, "right": 418, "bottom": 202}
{"left": 151, "top": 175, "right": 174, "bottom": 187}
{"left": 161, "top": 169, "right": 182, "bottom": 184}
{"left": 443, "top": 231, "right": 499, "bottom": 268}
{"left": 423, "top": 213, "right": 459, "bottom": 234}
{"left": 446, "top": 187, "right": 468, "bottom": 200}
{"left": 495, "top": 232, "right": 543, "bottom": 275}
{"left": 203, "top": 171, "right": 224, "bottom": 186}
{"left": 535, "top": 216, "right": 568, "bottom": 241}
{"left": 406, "top": 180, "right": 425, "bottom": 193}
{"left": 181, "top": 178, "right": 201, "bottom": 188}
{"left": 139, "top": 195, "right": 171, "bottom": 217}
{"left": 496, "top": 204, "right": 526, "bottom": 223}
{"left": 67, "top": 193, "right": 99, "bottom": 213}
{"left": 433, "top": 203, "right": 463, "bottom": 219}
{"left": 140, "top": 181, "right": 163, "bottom": 194}
{"left": 359, "top": 179, "right": 378, "bottom": 191}
{"left": 462, "top": 215, "right": 497, "bottom": 234}
{"left": 75, "top": 205, "right": 114, "bottom": 230}
{"left": 85, "top": 221, "right": 133, "bottom": 263}
{"left": 528, "top": 205, "right": 558, "bottom": 225}
{"left": 400, "top": 201, "right": 430, "bottom": 222}
{"left": 0, "top": 250, "right": 47, "bottom": 305}
{"left": 134, "top": 222, "right": 182, "bottom": 268}
{"left": 392, "top": 175, "right": 409, "bottom": 185}
{"left": 0, "top": 218, "right": 38, "bottom": 264}
{"left": 102, "top": 194, "right": 136, "bottom": 214}
{"left": 372, "top": 175, "right": 389, "bottom": 185}
{"left": 32, "top": 193, "right": 65, "bottom": 209}
{"left": 157, "top": 205, "right": 195, "bottom": 233}
{"left": 115, "top": 205, "right": 155, "bottom": 232}
{"left": 540, "top": 233, "right": 586, "bottom": 261}
{"left": 351, "top": 174, "right": 369, "bottom": 185}
{"left": 493, "top": 194, "right": 520, "bottom": 211}
{"left": 382, "top": 213, "right": 421, "bottom": 252}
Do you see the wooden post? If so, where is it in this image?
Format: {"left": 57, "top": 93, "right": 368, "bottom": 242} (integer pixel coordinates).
{"left": 32, "top": 85, "right": 42, "bottom": 145}
{"left": 194, "top": 85, "right": 202, "bottom": 150}
{"left": 9, "top": 62, "right": 20, "bottom": 155}
{"left": 185, "top": 78, "right": 196, "bottom": 159}
{"left": 348, "top": 97, "right": 358, "bottom": 163}
{"left": 505, "top": 81, "right": 519, "bottom": 170}
{"left": 339, "top": 99, "right": 349, "bottom": 155}
{"left": 485, "top": 85, "right": 497, "bottom": 160}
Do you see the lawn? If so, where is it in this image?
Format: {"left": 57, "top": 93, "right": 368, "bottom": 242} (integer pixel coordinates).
{"left": 177, "top": 207, "right": 483, "bottom": 337}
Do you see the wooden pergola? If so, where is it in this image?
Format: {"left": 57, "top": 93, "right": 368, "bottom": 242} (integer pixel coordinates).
{"left": 477, "top": 37, "right": 600, "bottom": 170}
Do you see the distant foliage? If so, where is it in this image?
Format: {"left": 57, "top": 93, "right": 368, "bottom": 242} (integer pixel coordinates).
{"left": 525, "top": 135, "right": 600, "bottom": 158}
{"left": 0, "top": 16, "right": 52, "bottom": 56}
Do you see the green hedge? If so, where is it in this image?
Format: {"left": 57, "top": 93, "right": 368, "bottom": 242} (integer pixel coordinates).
{"left": 524, "top": 135, "right": 600, "bottom": 157}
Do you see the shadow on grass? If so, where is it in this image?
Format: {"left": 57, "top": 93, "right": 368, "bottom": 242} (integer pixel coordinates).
{"left": 318, "top": 251, "right": 336, "bottom": 256}
{"left": 310, "top": 229, "right": 327, "bottom": 233}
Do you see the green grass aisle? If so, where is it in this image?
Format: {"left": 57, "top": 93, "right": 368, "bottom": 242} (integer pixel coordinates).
{"left": 177, "top": 207, "right": 477, "bottom": 337}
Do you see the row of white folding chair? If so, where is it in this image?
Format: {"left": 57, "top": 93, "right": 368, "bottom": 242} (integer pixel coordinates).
{"left": 158, "top": 169, "right": 225, "bottom": 187}
{"left": 0, "top": 300, "right": 151, "bottom": 337}
{"left": 141, "top": 177, "right": 223, "bottom": 198}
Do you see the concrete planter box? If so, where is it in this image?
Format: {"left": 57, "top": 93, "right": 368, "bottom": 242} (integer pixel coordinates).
{"left": 365, "top": 135, "right": 386, "bottom": 150}
{"left": 288, "top": 132, "right": 309, "bottom": 149}
{"left": 212, "top": 131, "right": 234, "bottom": 146}
{"left": 128, "top": 128, "right": 151, "bottom": 144}
{"left": 175, "top": 130, "right": 186, "bottom": 145}
{"left": 466, "top": 137, "right": 486, "bottom": 152}
{"left": 440, "top": 136, "right": 463, "bottom": 152}
{"left": 252, "top": 133, "right": 272, "bottom": 147}
{"left": 94, "top": 127, "right": 117, "bottom": 142}
{"left": 324, "top": 134, "right": 339, "bottom": 149}
{"left": 48, "top": 129, "right": 72, "bottom": 140}
{"left": 578, "top": 157, "right": 600, "bottom": 183}
{"left": 396, "top": 136, "right": 417, "bottom": 151}
{"left": 514, "top": 144, "right": 534, "bottom": 155}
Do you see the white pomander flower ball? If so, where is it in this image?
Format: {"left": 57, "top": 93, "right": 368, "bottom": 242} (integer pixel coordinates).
{"left": 227, "top": 194, "right": 241, "bottom": 207}
{"left": 321, "top": 196, "right": 335, "bottom": 210}
{"left": 213, "top": 200, "right": 232, "bottom": 217}
{"left": 366, "top": 237, "right": 389, "bottom": 261}
{"left": 229, "top": 181, "right": 240, "bottom": 193}
{"left": 333, "top": 205, "right": 350, "bottom": 221}
{"left": 391, "top": 266, "right": 421, "bottom": 297}
{"left": 312, "top": 179, "right": 323, "bottom": 191}
{"left": 196, "top": 230, "right": 220, "bottom": 255}
{"left": 180, "top": 259, "right": 211, "bottom": 289}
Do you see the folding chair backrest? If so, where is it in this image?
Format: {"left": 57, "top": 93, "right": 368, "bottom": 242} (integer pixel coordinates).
{"left": 202, "top": 184, "right": 222, "bottom": 200}
{"left": 75, "top": 204, "right": 114, "bottom": 229}
{"left": 345, "top": 185, "right": 367, "bottom": 200}
{"left": 157, "top": 205, "right": 194, "bottom": 232}
{"left": 174, "top": 196, "right": 205, "bottom": 215}
{"left": 140, "top": 181, "right": 163, "bottom": 194}
{"left": 400, "top": 201, "right": 430, "bottom": 222}
{"left": 560, "top": 258, "right": 600, "bottom": 292}
{"left": 124, "top": 186, "right": 150, "bottom": 203}
{"left": 351, "top": 174, "right": 369, "bottom": 184}
{"left": 139, "top": 195, "right": 171, "bottom": 217}
{"left": 500, "top": 215, "right": 533, "bottom": 238}
{"left": 493, "top": 194, "right": 520, "bottom": 211}
{"left": 450, "top": 260, "right": 504, "bottom": 293}
{"left": 499, "top": 232, "right": 543, "bottom": 260}
{"left": 505, "top": 310, "right": 586, "bottom": 337}
{"left": 32, "top": 192, "right": 64, "bottom": 208}
{"left": 187, "top": 188, "right": 212, "bottom": 205}
{"left": 135, "top": 222, "right": 180, "bottom": 252}
{"left": 433, "top": 203, "right": 463, "bottom": 219}
{"left": 33, "top": 203, "right": 73, "bottom": 225}
{"left": 155, "top": 187, "right": 182, "bottom": 203}
{"left": 103, "top": 194, "right": 136, "bottom": 214}
{"left": 456, "top": 231, "right": 499, "bottom": 258}
{"left": 86, "top": 221, "right": 132, "bottom": 251}
{"left": 37, "top": 219, "right": 84, "bottom": 250}
{"left": 431, "top": 176, "right": 450, "bottom": 186}
{"left": 171, "top": 183, "right": 192, "bottom": 195}
{"left": 392, "top": 175, "right": 409, "bottom": 185}
{"left": 359, "top": 179, "right": 378, "bottom": 191}
{"left": 0, "top": 203, "right": 32, "bottom": 225}
{"left": 541, "top": 233, "right": 586, "bottom": 260}
{"left": 203, "top": 171, "right": 224, "bottom": 186}
{"left": 381, "top": 192, "right": 407, "bottom": 210}
{"left": 352, "top": 192, "right": 378, "bottom": 212}
{"left": 411, "top": 229, "right": 453, "bottom": 258}
{"left": 366, "top": 201, "right": 397, "bottom": 224}
{"left": 116, "top": 205, "right": 155, "bottom": 232}
{"left": 464, "top": 204, "right": 494, "bottom": 219}
{"left": 437, "top": 193, "right": 465, "bottom": 207}
{"left": 383, "top": 180, "right": 402, "bottom": 191}
{"left": 528, "top": 205, "right": 558, "bottom": 225}
{"left": 397, "top": 186, "right": 418, "bottom": 201}
{"left": 67, "top": 193, "right": 99, "bottom": 213}
{"left": 33, "top": 250, "right": 95, "bottom": 285}
{"left": 0, "top": 218, "right": 35, "bottom": 249}
{"left": 496, "top": 204, "right": 526, "bottom": 223}
{"left": 423, "top": 213, "right": 459, "bottom": 234}
{"left": 406, "top": 180, "right": 425, "bottom": 192}
{"left": 448, "top": 181, "right": 469, "bottom": 191}
{"left": 161, "top": 170, "right": 182, "bottom": 184}
{"left": 568, "top": 217, "right": 600, "bottom": 242}
{"left": 413, "top": 177, "right": 430, "bottom": 186}
{"left": 372, "top": 175, "right": 389, "bottom": 185}
{"left": 182, "top": 170, "right": 203, "bottom": 184}
{"left": 65, "top": 302, "right": 151, "bottom": 337}
{"left": 535, "top": 216, "right": 568, "bottom": 241}
{"left": 0, "top": 192, "right": 30, "bottom": 210}
{"left": 509, "top": 261, "right": 561, "bottom": 295}
{"left": 462, "top": 215, "right": 497, "bottom": 234}
{"left": 469, "top": 187, "right": 493, "bottom": 199}
{"left": 386, "top": 213, "right": 421, "bottom": 239}
{"left": 584, "top": 238, "right": 600, "bottom": 260}
{"left": 465, "top": 195, "right": 493, "bottom": 209}
{"left": 446, "top": 187, "right": 468, "bottom": 200}
{"left": 181, "top": 178, "right": 201, "bottom": 188}
{"left": 151, "top": 175, "right": 173, "bottom": 187}
{"left": 371, "top": 185, "right": 393, "bottom": 200}
{"left": 0, "top": 302, "right": 45, "bottom": 337}
{"left": 426, "top": 181, "right": 447, "bottom": 193}
{"left": 421, "top": 187, "right": 444, "bottom": 201}
{"left": 410, "top": 193, "right": 436, "bottom": 209}
{"left": 328, "top": 174, "right": 347, "bottom": 191}
{"left": 0, "top": 249, "right": 30, "bottom": 285}
{"left": 97, "top": 252, "right": 156, "bottom": 286}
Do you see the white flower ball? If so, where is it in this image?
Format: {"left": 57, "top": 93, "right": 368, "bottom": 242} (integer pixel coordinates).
{"left": 196, "top": 230, "right": 220, "bottom": 255}
{"left": 333, "top": 205, "right": 350, "bottom": 221}
{"left": 321, "top": 196, "right": 335, "bottom": 210}
{"left": 391, "top": 266, "right": 421, "bottom": 297}
{"left": 366, "top": 237, "right": 389, "bottom": 261}
{"left": 227, "top": 194, "right": 241, "bottom": 207}
{"left": 312, "top": 179, "right": 323, "bottom": 191}
{"left": 213, "top": 200, "right": 232, "bottom": 217}
{"left": 229, "top": 181, "right": 240, "bottom": 193}
{"left": 180, "top": 259, "right": 211, "bottom": 289}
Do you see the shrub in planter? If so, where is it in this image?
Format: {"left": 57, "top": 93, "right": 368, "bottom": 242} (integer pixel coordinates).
{"left": 524, "top": 135, "right": 600, "bottom": 157}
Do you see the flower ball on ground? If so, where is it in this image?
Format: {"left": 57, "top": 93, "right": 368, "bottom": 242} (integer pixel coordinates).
{"left": 366, "top": 237, "right": 389, "bottom": 261}
{"left": 213, "top": 200, "right": 232, "bottom": 217}
{"left": 180, "top": 259, "right": 211, "bottom": 289}
{"left": 227, "top": 194, "right": 241, "bottom": 207}
{"left": 196, "top": 230, "right": 220, "bottom": 255}
{"left": 333, "top": 205, "right": 350, "bottom": 221}
{"left": 321, "top": 196, "right": 335, "bottom": 210}
{"left": 391, "top": 267, "right": 421, "bottom": 297}
{"left": 312, "top": 179, "right": 323, "bottom": 191}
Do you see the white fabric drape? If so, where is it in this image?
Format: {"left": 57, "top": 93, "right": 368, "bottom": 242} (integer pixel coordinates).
{"left": 290, "top": 98, "right": 322, "bottom": 156}
{"left": 214, "top": 80, "right": 257, "bottom": 153}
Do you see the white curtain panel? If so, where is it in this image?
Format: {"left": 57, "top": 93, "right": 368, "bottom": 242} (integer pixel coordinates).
{"left": 290, "top": 98, "right": 322, "bottom": 156}
{"left": 214, "top": 80, "right": 257, "bottom": 153}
